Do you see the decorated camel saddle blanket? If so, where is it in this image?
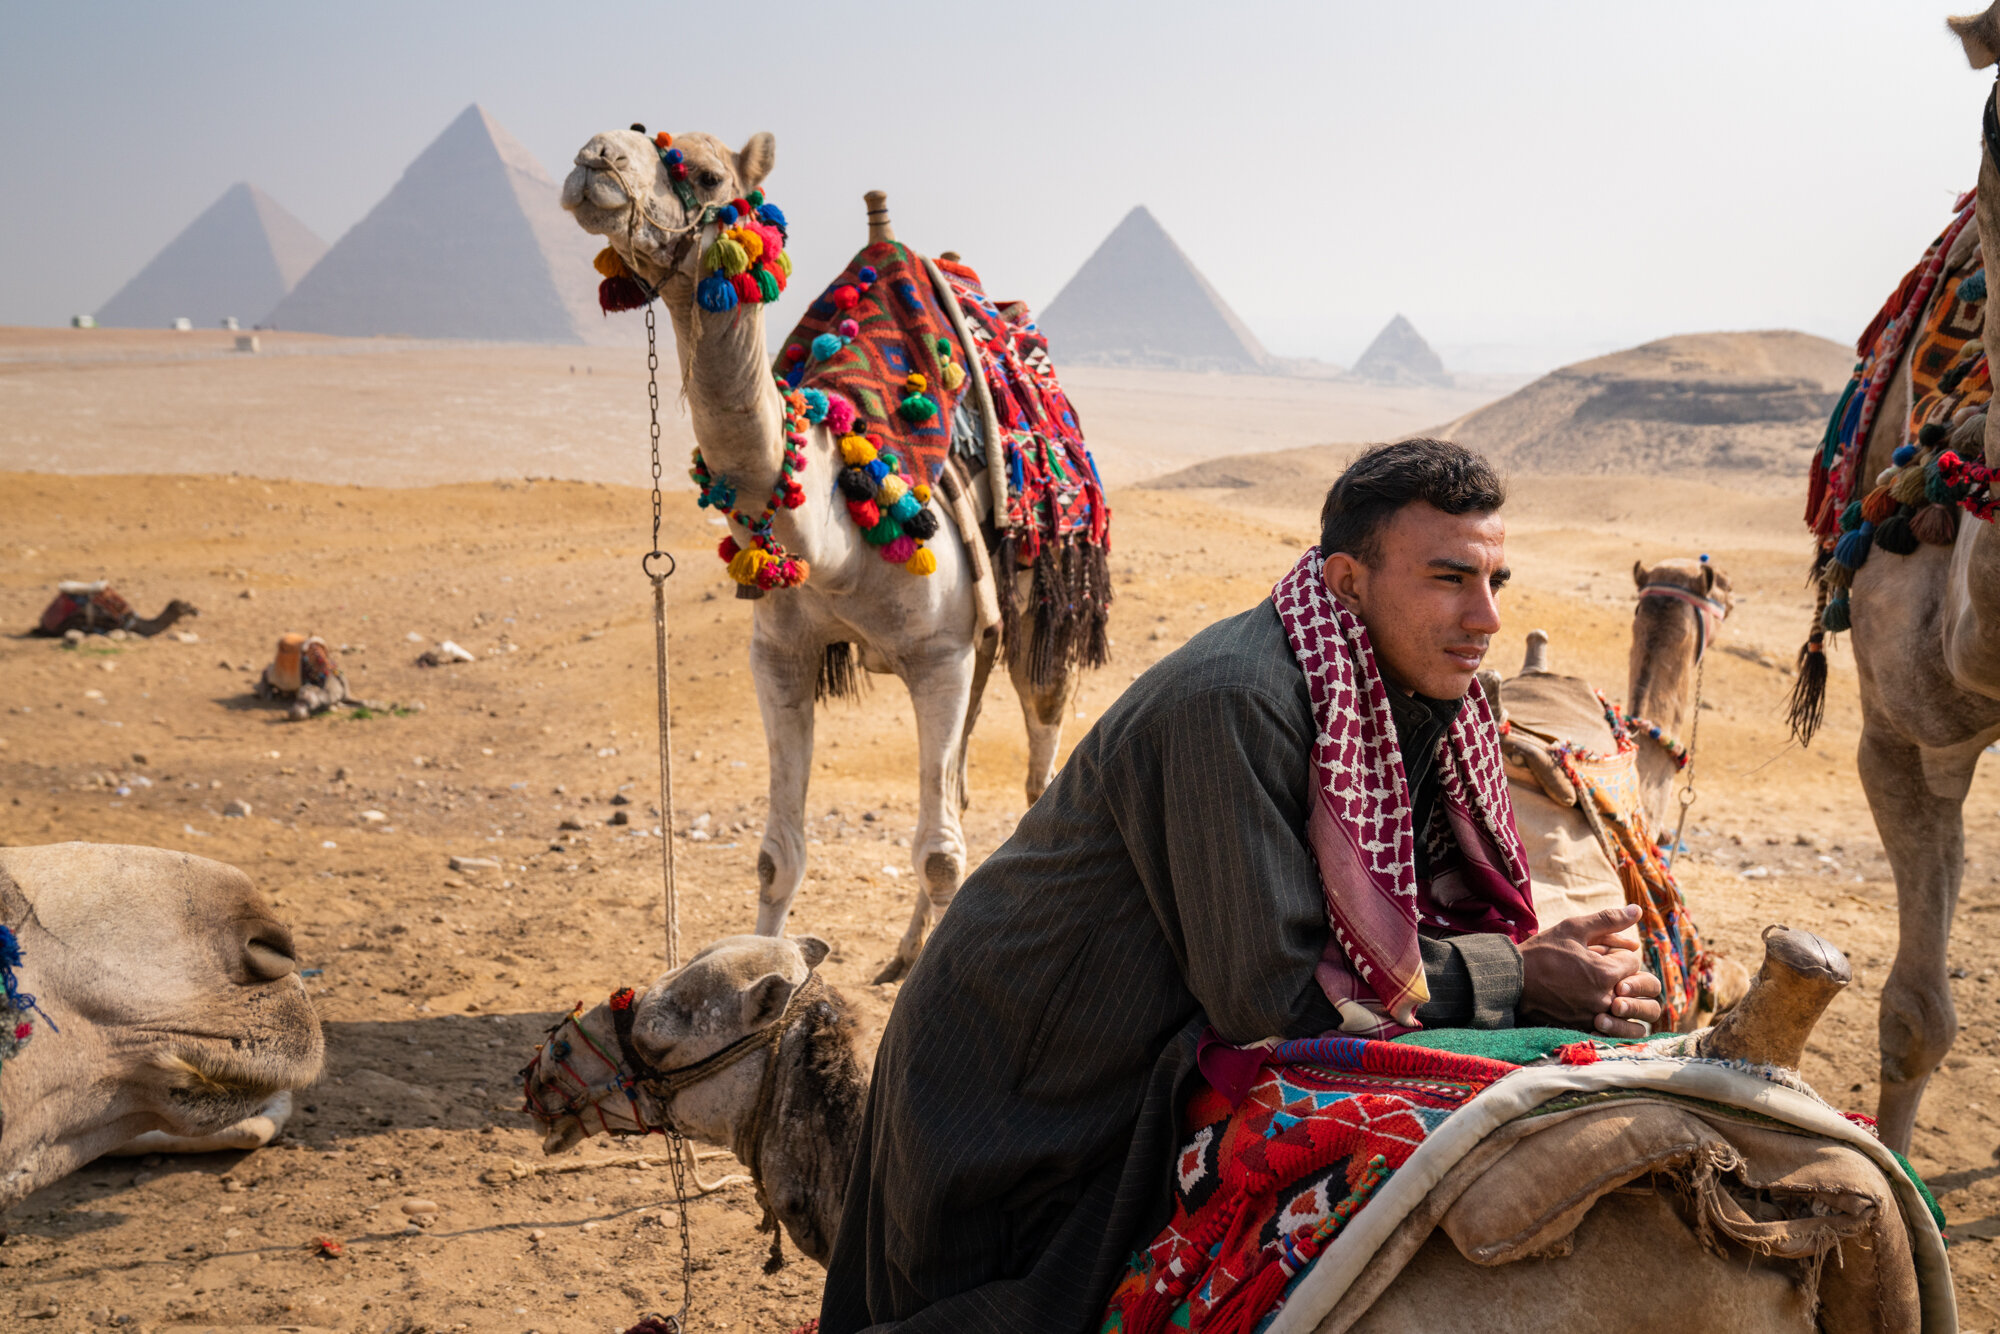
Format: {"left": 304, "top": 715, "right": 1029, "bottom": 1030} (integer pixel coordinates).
{"left": 38, "top": 581, "right": 130, "bottom": 635}
{"left": 1102, "top": 1033, "right": 1952, "bottom": 1334}
{"left": 770, "top": 241, "right": 1113, "bottom": 674}
{"left": 1806, "top": 190, "right": 1997, "bottom": 637}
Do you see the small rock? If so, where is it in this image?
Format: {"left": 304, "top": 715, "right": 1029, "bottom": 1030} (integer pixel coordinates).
{"left": 528, "top": 1228, "right": 547, "bottom": 1242}
{"left": 107, "top": 627, "right": 127, "bottom": 641}
{"left": 607, "top": 810, "right": 629, "bottom": 826}
{"left": 448, "top": 855, "right": 502, "bottom": 874}
{"left": 610, "top": 793, "right": 631, "bottom": 806}
{"left": 400, "top": 1198, "right": 440, "bottom": 1217}
{"left": 558, "top": 818, "right": 583, "bottom": 831}
{"left": 222, "top": 799, "right": 252, "bottom": 818}
{"left": 130, "top": 752, "right": 147, "bottom": 765}
{"left": 173, "top": 630, "right": 199, "bottom": 643}
{"left": 360, "top": 810, "right": 388, "bottom": 823}
{"left": 63, "top": 629, "right": 83, "bottom": 645}
{"left": 238, "top": 588, "right": 255, "bottom": 599}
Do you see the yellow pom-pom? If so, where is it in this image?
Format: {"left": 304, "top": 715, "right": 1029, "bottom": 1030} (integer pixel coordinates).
{"left": 777, "top": 250, "right": 793, "bottom": 277}
{"left": 840, "top": 435, "right": 877, "bottom": 466}
{"left": 912, "top": 484, "right": 931, "bottom": 503}
{"left": 905, "top": 547, "right": 938, "bottom": 576}
{"left": 728, "top": 547, "right": 770, "bottom": 585}
{"left": 729, "top": 227, "right": 764, "bottom": 261}
{"left": 706, "top": 237, "right": 749, "bottom": 276}
{"left": 594, "top": 247, "right": 629, "bottom": 279}
{"left": 905, "top": 372, "right": 928, "bottom": 393}
{"left": 942, "top": 362, "right": 965, "bottom": 392}
{"left": 877, "top": 474, "right": 909, "bottom": 505}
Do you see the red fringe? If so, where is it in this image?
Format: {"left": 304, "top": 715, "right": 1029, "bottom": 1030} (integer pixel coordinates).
{"left": 1556, "top": 1042, "right": 1600, "bottom": 1066}
{"left": 1858, "top": 257, "right": 1924, "bottom": 356}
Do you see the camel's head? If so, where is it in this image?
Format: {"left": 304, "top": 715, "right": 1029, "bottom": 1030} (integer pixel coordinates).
{"left": 560, "top": 126, "right": 776, "bottom": 293}
{"left": 523, "top": 932, "right": 829, "bottom": 1157}
{"left": 0, "top": 843, "right": 323, "bottom": 1206}
{"left": 1952, "top": 7, "right": 2000, "bottom": 70}
{"left": 1628, "top": 557, "right": 1732, "bottom": 721}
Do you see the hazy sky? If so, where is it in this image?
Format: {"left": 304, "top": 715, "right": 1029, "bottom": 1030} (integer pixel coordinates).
{"left": 0, "top": 2, "right": 1989, "bottom": 371}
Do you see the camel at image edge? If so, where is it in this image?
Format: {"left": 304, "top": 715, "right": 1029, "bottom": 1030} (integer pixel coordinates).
{"left": 0, "top": 844, "right": 324, "bottom": 1207}
{"left": 560, "top": 126, "right": 1093, "bottom": 982}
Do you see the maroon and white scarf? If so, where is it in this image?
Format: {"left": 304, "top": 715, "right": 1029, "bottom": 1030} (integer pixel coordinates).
{"left": 1272, "top": 548, "right": 1537, "bottom": 1037}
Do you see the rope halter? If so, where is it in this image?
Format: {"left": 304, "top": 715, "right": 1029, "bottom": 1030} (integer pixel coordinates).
{"left": 1637, "top": 558, "right": 1729, "bottom": 663}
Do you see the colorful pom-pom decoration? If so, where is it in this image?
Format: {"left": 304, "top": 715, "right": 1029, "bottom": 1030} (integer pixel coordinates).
{"left": 905, "top": 547, "right": 938, "bottom": 576}
{"left": 1893, "top": 443, "right": 1918, "bottom": 466}
{"left": 840, "top": 435, "right": 878, "bottom": 466}
{"left": 598, "top": 275, "right": 649, "bottom": 314}
{"left": 811, "top": 333, "right": 845, "bottom": 361}
{"left": 698, "top": 271, "right": 738, "bottom": 312}
{"left": 899, "top": 391, "right": 939, "bottom": 423}
{"left": 594, "top": 247, "right": 629, "bottom": 279}
{"left": 837, "top": 318, "right": 859, "bottom": 338}
{"left": 881, "top": 535, "right": 918, "bottom": 564}
{"left": 943, "top": 362, "right": 966, "bottom": 392}
{"left": 858, "top": 266, "right": 878, "bottom": 283}
{"left": 832, "top": 285, "right": 860, "bottom": 310}
{"left": 801, "top": 388, "right": 829, "bottom": 421}
{"left": 824, "top": 395, "right": 857, "bottom": 434}
{"left": 905, "top": 372, "right": 928, "bottom": 393}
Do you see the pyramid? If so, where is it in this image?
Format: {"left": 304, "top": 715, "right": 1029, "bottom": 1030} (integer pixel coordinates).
{"left": 266, "top": 104, "right": 625, "bottom": 345}
{"left": 1038, "top": 206, "right": 1272, "bottom": 372}
{"left": 96, "top": 183, "right": 326, "bottom": 329}
{"left": 1352, "top": 315, "right": 1449, "bottom": 385}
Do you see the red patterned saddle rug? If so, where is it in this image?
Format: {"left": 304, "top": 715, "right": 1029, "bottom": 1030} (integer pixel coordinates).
{"left": 1101, "top": 1037, "right": 1517, "bottom": 1334}
{"left": 37, "top": 583, "right": 131, "bottom": 635}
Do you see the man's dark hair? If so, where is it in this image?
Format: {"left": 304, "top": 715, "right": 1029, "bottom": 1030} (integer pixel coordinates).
{"left": 1319, "top": 438, "right": 1506, "bottom": 565}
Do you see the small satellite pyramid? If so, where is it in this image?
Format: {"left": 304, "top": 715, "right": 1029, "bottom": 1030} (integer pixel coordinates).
{"left": 1352, "top": 314, "right": 1450, "bottom": 385}
{"left": 266, "top": 104, "right": 623, "bottom": 344}
{"left": 96, "top": 183, "right": 326, "bottom": 329}
{"left": 1038, "top": 206, "right": 1272, "bottom": 373}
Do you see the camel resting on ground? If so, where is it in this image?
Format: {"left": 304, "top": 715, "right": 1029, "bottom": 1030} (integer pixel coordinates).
{"left": 0, "top": 843, "right": 324, "bottom": 1209}
{"left": 32, "top": 582, "right": 196, "bottom": 638}
{"left": 524, "top": 928, "right": 1942, "bottom": 1330}
{"left": 256, "top": 632, "right": 361, "bottom": 719}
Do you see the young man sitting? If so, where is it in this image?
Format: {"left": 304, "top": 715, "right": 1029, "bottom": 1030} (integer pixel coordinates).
{"left": 819, "top": 438, "right": 1663, "bottom": 1333}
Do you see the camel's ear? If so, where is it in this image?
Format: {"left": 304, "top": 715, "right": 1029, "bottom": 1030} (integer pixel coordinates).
{"left": 1632, "top": 559, "right": 1648, "bottom": 589}
{"left": 1951, "top": 10, "right": 2000, "bottom": 68}
{"left": 793, "top": 934, "right": 831, "bottom": 970}
{"left": 740, "top": 970, "right": 798, "bottom": 1029}
{"left": 1699, "top": 564, "right": 1717, "bottom": 596}
{"left": 736, "top": 133, "right": 776, "bottom": 192}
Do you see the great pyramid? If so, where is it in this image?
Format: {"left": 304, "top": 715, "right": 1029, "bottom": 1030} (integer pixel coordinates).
{"left": 266, "top": 104, "right": 627, "bottom": 345}
{"left": 96, "top": 182, "right": 326, "bottom": 329}
{"left": 1352, "top": 314, "right": 1449, "bottom": 385}
{"left": 1038, "top": 205, "right": 1272, "bottom": 373}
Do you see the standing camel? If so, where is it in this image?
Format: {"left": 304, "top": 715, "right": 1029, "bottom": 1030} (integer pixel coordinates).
{"left": 560, "top": 128, "right": 1095, "bottom": 981}
{"left": 1782, "top": 6, "right": 2000, "bottom": 1152}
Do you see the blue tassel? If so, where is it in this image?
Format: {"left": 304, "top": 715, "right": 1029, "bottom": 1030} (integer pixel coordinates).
{"left": 1008, "top": 444, "right": 1026, "bottom": 494}
{"left": 718, "top": 205, "right": 739, "bottom": 226}
{"left": 1961, "top": 269, "right": 1987, "bottom": 303}
{"left": 1893, "top": 444, "right": 1918, "bottom": 466}
{"left": 756, "top": 203, "right": 787, "bottom": 228}
{"left": 1833, "top": 521, "right": 1874, "bottom": 570}
{"left": 801, "top": 388, "right": 828, "bottom": 423}
{"left": 889, "top": 493, "right": 922, "bottom": 522}
{"left": 1821, "top": 593, "right": 1852, "bottom": 633}
{"left": 697, "top": 271, "right": 738, "bottom": 312}
{"left": 864, "top": 459, "right": 889, "bottom": 483}
{"left": 811, "top": 333, "right": 844, "bottom": 361}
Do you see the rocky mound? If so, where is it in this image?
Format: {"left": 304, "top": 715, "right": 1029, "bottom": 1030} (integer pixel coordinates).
{"left": 1438, "top": 330, "right": 1852, "bottom": 474}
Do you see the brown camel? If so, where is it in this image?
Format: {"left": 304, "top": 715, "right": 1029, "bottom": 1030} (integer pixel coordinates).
{"left": 0, "top": 843, "right": 324, "bottom": 1209}
{"left": 524, "top": 928, "right": 1942, "bottom": 1330}
{"left": 31, "top": 582, "right": 196, "bottom": 638}
{"left": 1778, "top": 6, "right": 2000, "bottom": 1153}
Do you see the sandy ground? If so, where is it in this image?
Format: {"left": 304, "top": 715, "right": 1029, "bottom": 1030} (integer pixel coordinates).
{"left": 1, "top": 333, "right": 1998, "bottom": 1332}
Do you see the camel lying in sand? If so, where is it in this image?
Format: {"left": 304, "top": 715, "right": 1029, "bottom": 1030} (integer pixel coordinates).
{"left": 256, "top": 632, "right": 360, "bottom": 719}
{"left": 0, "top": 843, "right": 324, "bottom": 1207}
{"left": 525, "top": 929, "right": 1942, "bottom": 1330}
{"left": 32, "top": 582, "right": 196, "bottom": 638}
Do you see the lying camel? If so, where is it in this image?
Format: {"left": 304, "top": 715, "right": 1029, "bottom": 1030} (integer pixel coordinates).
{"left": 524, "top": 929, "right": 1941, "bottom": 1330}
{"left": 0, "top": 843, "right": 324, "bottom": 1208}
{"left": 256, "top": 632, "right": 359, "bottom": 720}
{"left": 31, "top": 582, "right": 197, "bottom": 638}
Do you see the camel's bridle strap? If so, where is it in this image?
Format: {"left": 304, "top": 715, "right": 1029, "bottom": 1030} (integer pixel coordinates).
{"left": 1638, "top": 583, "right": 1728, "bottom": 663}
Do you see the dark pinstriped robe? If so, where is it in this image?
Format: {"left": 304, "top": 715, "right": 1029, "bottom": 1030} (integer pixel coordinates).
{"left": 819, "top": 600, "right": 1522, "bottom": 1334}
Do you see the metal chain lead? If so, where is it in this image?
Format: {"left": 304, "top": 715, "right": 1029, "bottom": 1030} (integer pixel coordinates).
{"left": 648, "top": 304, "right": 665, "bottom": 558}
{"left": 1667, "top": 653, "right": 1704, "bottom": 869}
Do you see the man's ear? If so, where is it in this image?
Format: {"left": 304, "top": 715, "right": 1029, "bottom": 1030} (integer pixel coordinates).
{"left": 1322, "top": 551, "right": 1367, "bottom": 608}
{"left": 736, "top": 133, "right": 776, "bottom": 192}
{"left": 1951, "top": 8, "right": 2000, "bottom": 68}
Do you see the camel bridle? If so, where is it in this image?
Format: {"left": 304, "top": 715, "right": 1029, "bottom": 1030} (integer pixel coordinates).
{"left": 1630, "top": 570, "right": 1726, "bottom": 866}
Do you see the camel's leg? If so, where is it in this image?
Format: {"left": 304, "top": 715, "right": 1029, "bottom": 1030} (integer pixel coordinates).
{"left": 877, "top": 645, "right": 976, "bottom": 984}
{"left": 1009, "top": 633, "right": 1079, "bottom": 805}
{"left": 955, "top": 632, "right": 999, "bottom": 813}
{"left": 1862, "top": 724, "right": 1971, "bottom": 1152}
{"left": 750, "top": 631, "right": 820, "bottom": 940}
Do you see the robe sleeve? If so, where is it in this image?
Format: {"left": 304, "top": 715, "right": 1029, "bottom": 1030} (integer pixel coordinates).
{"left": 1119, "top": 682, "right": 1521, "bottom": 1043}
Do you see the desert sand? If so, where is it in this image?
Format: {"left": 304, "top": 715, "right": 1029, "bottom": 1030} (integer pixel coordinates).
{"left": 2, "top": 329, "right": 1998, "bottom": 1331}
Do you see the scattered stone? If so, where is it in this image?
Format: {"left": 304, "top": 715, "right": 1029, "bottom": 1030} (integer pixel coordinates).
{"left": 107, "top": 628, "right": 128, "bottom": 642}
{"left": 400, "top": 1198, "right": 440, "bottom": 1218}
{"left": 173, "top": 630, "right": 199, "bottom": 643}
{"left": 63, "top": 629, "right": 83, "bottom": 645}
{"left": 558, "top": 819, "right": 584, "bottom": 832}
{"left": 238, "top": 588, "right": 255, "bottom": 599}
{"left": 449, "top": 855, "right": 502, "bottom": 874}
{"left": 610, "top": 793, "right": 631, "bottom": 806}
{"left": 360, "top": 810, "right": 388, "bottom": 823}
{"left": 222, "top": 799, "right": 252, "bottom": 818}
{"left": 607, "top": 810, "right": 629, "bottom": 827}
{"left": 130, "top": 752, "right": 147, "bottom": 765}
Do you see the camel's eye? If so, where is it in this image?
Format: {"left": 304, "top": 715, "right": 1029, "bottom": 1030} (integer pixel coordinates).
{"left": 696, "top": 168, "right": 724, "bottom": 191}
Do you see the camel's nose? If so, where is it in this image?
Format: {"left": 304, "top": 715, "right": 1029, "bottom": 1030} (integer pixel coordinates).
{"left": 234, "top": 918, "right": 298, "bottom": 984}
{"left": 572, "top": 132, "right": 631, "bottom": 173}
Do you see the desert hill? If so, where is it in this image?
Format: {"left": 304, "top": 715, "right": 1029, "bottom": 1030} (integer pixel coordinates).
{"left": 1436, "top": 330, "right": 1853, "bottom": 475}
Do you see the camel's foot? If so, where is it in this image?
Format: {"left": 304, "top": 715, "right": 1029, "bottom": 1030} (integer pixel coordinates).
{"left": 872, "top": 954, "right": 914, "bottom": 985}
{"left": 106, "top": 1090, "right": 293, "bottom": 1157}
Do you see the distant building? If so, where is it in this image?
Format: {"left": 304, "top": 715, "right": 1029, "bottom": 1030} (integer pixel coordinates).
{"left": 1038, "top": 205, "right": 1273, "bottom": 373}
{"left": 264, "top": 104, "right": 629, "bottom": 345}
{"left": 1351, "top": 315, "right": 1450, "bottom": 386}
{"left": 96, "top": 183, "right": 326, "bottom": 331}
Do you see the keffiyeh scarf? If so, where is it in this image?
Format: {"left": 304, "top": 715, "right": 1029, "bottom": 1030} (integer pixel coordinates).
{"left": 1271, "top": 549, "right": 1536, "bottom": 1036}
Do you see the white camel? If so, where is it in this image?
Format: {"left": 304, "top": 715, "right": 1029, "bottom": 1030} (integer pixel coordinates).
{"left": 561, "top": 128, "right": 1087, "bottom": 981}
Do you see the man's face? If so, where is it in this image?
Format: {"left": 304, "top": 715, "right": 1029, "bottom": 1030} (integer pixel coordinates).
{"left": 1322, "top": 502, "right": 1507, "bottom": 699}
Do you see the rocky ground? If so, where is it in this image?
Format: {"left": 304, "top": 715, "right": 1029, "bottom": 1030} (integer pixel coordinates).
{"left": 3, "top": 440, "right": 2000, "bottom": 1330}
